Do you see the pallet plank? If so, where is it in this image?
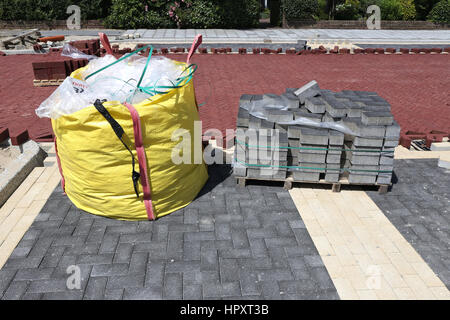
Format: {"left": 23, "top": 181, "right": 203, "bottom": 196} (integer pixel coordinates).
{"left": 235, "top": 173, "right": 390, "bottom": 192}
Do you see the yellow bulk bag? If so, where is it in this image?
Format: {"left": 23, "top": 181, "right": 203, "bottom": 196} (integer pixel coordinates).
{"left": 52, "top": 60, "right": 208, "bottom": 221}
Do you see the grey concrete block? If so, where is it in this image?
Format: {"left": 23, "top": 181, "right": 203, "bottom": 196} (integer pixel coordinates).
{"left": 237, "top": 107, "right": 249, "bottom": 127}
{"left": 293, "top": 110, "right": 323, "bottom": 123}
{"left": 327, "top": 144, "right": 343, "bottom": 155}
{"left": 376, "top": 165, "right": 393, "bottom": 184}
{"left": 299, "top": 143, "right": 327, "bottom": 154}
{"left": 380, "top": 154, "right": 394, "bottom": 165}
{"left": 383, "top": 139, "right": 399, "bottom": 147}
{"left": 292, "top": 171, "right": 320, "bottom": 182}
{"left": 328, "top": 130, "right": 344, "bottom": 145}
{"left": 376, "top": 175, "right": 392, "bottom": 185}
{"left": 325, "top": 101, "right": 347, "bottom": 118}
{"left": 287, "top": 156, "right": 298, "bottom": 168}
{"left": 233, "top": 163, "right": 247, "bottom": 177}
{"left": 235, "top": 145, "right": 246, "bottom": 162}
{"left": 349, "top": 165, "right": 379, "bottom": 176}
{"left": 294, "top": 80, "right": 320, "bottom": 104}
{"left": 0, "top": 139, "right": 46, "bottom": 207}
{"left": 379, "top": 164, "right": 393, "bottom": 173}
{"left": 248, "top": 149, "right": 271, "bottom": 162}
{"left": 340, "top": 117, "right": 385, "bottom": 138}
{"left": 325, "top": 163, "right": 340, "bottom": 182}
{"left": 272, "top": 170, "right": 287, "bottom": 179}
{"left": 322, "top": 112, "right": 342, "bottom": 123}
{"left": 298, "top": 162, "right": 326, "bottom": 173}
{"left": 288, "top": 138, "right": 299, "bottom": 157}
{"left": 248, "top": 115, "right": 261, "bottom": 129}
{"left": 247, "top": 168, "right": 270, "bottom": 179}
{"left": 326, "top": 153, "right": 342, "bottom": 164}
{"left": 263, "top": 93, "right": 283, "bottom": 106}
{"left": 275, "top": 123, "right": 288, "bottom": 135}
{"left": 339, "top": 117, "right": 360, "bottom": 135}
{"left": 345, "top": 101, "right": 364, "bottom": 117}
{"left": 354, "top": 136, "right": 384, "bottom": 147}
{"left": 354, "top": 91, "right": 378, "bottom": 97}
{"left": 299, "top": 128, "right": 329, "bottom": 145}
{"left": 281, "top": 92, "right": 300, "bottom": 109}
{"left": 350, "top": 154, "right": 380, "bottom": 165}
{"left": 359, "top": 123, "right": 386, "bottom": 138}
{"left": 351, "top": 145, "right": 381, "bottom": 156}
{"left": 361, "top": 111, "right": 394, "bottom": 126}
{"left": 265, "top": 109, "right": 294, "bottom": 123}
{"left": 319, "top": 88, "right": 334, "bottom": 94}
{"left": 273, "top": 150, "right": 288, "bottom": 161}
{"left": 239, "top": 94, "right": 253, "bottom": 104}
{"left": 288, "top": 126, "right": 301, "bottom": 139}
{"left": 261, "top": 118, "right": 275, "bottom": 129}
{"left": 299, "top": 153, "right": 326, "bottom": 163}
{"left": 305, "top": 97, "right": 326, "bottom": 113}
{"left": 348, "top": 174, "right": 376, "bottom": 184}
{"left": 385, "top": 120, "right": 401, "bottom": 139}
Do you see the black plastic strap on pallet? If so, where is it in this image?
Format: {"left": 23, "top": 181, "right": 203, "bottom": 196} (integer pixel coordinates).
{"left": 93, "top": 99, "right": 140, "bottom": 198}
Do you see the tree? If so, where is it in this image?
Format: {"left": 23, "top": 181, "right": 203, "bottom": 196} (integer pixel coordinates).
{"left": 428, "top": 0, "right": 450, "bottom": 24}
{"left": 414, "top": 0, "right": 440, "bottom": 20}
{"left": 399, "top": 0, "right": 416, "bottom": 20}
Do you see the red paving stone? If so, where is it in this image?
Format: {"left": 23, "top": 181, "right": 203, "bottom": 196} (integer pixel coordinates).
{"left": 0, "top": 53, "right": 449, "bottom": 141}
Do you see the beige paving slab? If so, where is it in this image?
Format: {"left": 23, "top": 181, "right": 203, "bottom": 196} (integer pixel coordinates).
{"left": 394, "top": 145, "right": 450, "bottom": 160}
{"left": 393, "top": 287, "right": 417, "bottom": 300}
{"left": 374, "top": 277, "right": 398, "bottom": 300}
{"left": 0, "top": 163, "right": 60, "bottom": 269}
{"left": 332, "top": 278, "right": 359, "bottom": 300}
{"left": 403, "top": 275, "right": 436, "bottom": 300}
{"left": 289, "top": 186, "right": 450, "bottom": 300}
{"left": 357, "top": 289, "right": 379, "bottom": 300}
{"left": 430, "top": 287, "right": 450, "bottom": 300}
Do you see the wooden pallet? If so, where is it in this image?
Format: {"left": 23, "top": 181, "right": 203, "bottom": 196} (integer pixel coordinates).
{"left": 33, "top": 79, "right": 64, "bottom": 87}
{"left": 236, "top": 174, "right": 390, "bottom": 194}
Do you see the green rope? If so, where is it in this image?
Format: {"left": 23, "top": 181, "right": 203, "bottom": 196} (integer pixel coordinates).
{"left": 85, "top": 45, "right": 151, "bottom": 81}
{"left": 83, "top": 46, "right": 198, "bottom": 99}
{"left": 235, "top": 139, "right": 394, "bottom": 153}
{"left": 136, "top": 46, "right": 154, "bottom": 89}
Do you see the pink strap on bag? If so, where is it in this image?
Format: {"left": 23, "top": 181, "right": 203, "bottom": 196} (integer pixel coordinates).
{"left": 187, "top": 34, "right": 202, "bottom": 65}
{"left": 54, "top": 137, "right": 66, "bottom": 194}
{"left": 99, "top": 32, "right": 113, "bottom": 55}
{"left": 124, "top": 102, "right": 155, "bottom": 220}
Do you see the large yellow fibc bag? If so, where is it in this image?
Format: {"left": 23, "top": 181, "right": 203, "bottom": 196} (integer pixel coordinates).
{"left": 52, "top": 37, "right": 208, "bottom": 221}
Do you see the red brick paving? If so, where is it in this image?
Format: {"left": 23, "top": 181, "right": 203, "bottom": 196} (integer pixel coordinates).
{"left": 0, "top": 53, "right": 449, "bottom": 141}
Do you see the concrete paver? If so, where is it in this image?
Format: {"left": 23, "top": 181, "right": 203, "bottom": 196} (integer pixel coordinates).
{"left": 368, "top": 158, "right": 450, "bottom": 290}
{"left": 0, "top": 164, "right": 338, "bottom": 300}
{"left": 112, "top": 28, "right": 450, "bottom": 44}
{"left": 289, "top": 163, "right": 450, "bottom": 300}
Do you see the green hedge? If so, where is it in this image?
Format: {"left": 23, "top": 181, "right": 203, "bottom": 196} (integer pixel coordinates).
{"left": 0, "top": 0, "right": 260, "bottom": 29}
{"left": 335, "top": 0, "right": 362, "bottom": 20}
{"left": 0, "top": 0, "right": 111, "bottom": 21}
{"left": 104, "top": 0, "right": 175, "bottom": 29}
{"left": 282, "top": 0, "right": 319, "bottom": 21}
{"left": 105, "top": 0, "right": 260, "bottom": 29}
{"left": 428, "top": 0, "right": 450, "bottom": 24}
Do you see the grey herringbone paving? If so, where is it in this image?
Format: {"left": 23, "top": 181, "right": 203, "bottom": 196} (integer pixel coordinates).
{"left": 367, "top": 159, "right": 450, "bottom": 290}
{"left": 0, "top": 164, "right": 339, "bottom": 300}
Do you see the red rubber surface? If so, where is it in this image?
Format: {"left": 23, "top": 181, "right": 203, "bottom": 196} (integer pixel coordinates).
{"left": 0, "top": 53, "right": 449, "bottom": 141}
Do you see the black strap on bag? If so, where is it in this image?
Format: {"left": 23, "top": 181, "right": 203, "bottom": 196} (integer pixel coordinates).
{"left": 93, "top": 99, "right": 140, "bottom": 198}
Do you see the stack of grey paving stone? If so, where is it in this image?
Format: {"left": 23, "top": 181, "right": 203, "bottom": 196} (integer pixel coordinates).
{"left": 233, "top": 81, "right": 400, "bottom": 185}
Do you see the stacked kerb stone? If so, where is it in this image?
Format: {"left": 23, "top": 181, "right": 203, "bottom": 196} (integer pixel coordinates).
{"left": 233, "top": 81, "right": 400, "bottom": 185}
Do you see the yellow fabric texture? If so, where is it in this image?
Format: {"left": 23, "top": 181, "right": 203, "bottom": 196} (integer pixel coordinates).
{"left": 51, "top": 63, "right": 208, "bottom": 220}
